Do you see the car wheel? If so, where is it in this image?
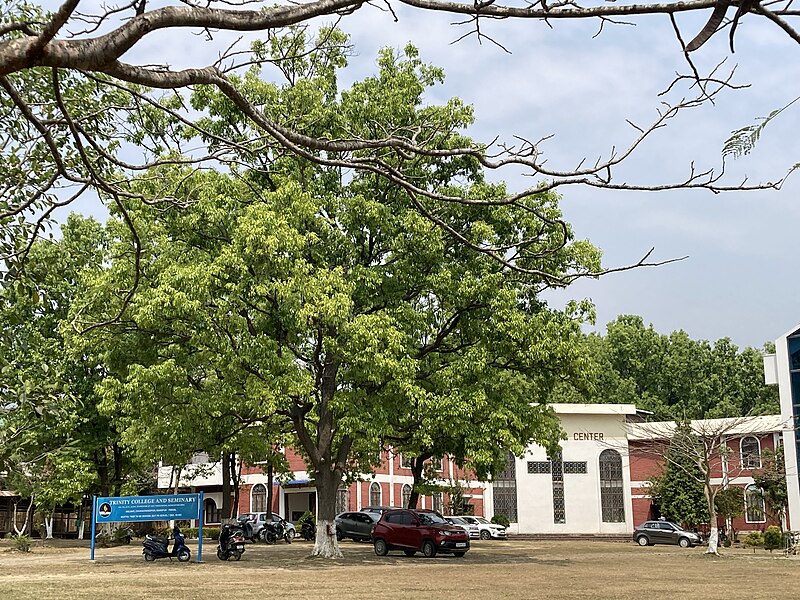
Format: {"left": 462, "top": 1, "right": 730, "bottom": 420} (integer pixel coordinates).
{"left": 404, "top": 549, "right": 416, "bottom": 556}
{"left": 374, "top": 538, "right": 388, "bottom": 556}
{"left": 636, "top": 535, "right": 650, "bottom": 547}
{"left": 285, "top": 533, "right": 293, "bottom": 544}
{"left": 679, "top": 537, "right": 692, "bottom": 548}
{"left": 422, "top": 540, "right": 437, "bottom": 558}
{"left": 177, "top": 549, "right": 191, "bottom": 562}
{"left": 336, "top": 528, "right": 343, "bottom": 542}
{"left": 480, "top": 530, "right": 491, "bottom": 540}
{"left": 454, "top": 552, "right": 465, "bottom": 558}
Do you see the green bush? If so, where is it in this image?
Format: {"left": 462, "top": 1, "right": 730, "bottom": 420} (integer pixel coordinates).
{"left": 182, "top": 527, "right": 220, "bottom": 540}
{"left": 764, "top": 526, "right": 783, "bottom": 553}
{"left": 13, "top": 534, "right": 32, "bottom": 552}
{"left": 491, "top": 514, "right": 510, "bottom": 529}
{"left": 296, "top": 511, "right": 315, "bottom": 529}
{"left": 742, "top": 532, "right": 764, "bottom": 553}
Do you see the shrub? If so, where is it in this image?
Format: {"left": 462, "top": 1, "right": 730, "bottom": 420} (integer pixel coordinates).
{"left": 296, "top": 511, "right": 315, "bottom": 528}
{"left": 742, "top": 532, "right": 764, "bottom": 553}
{"left": 763, "top": 526, "right": 783, "bottom": 553}
{"left": 491, "top": 514, "right": 510, "bottom": 529}
{"left": 181, "top": 527, "right": 220, "bottom": 540}
{"left": 13, "top": 534, "right": 32, "bottom": 552}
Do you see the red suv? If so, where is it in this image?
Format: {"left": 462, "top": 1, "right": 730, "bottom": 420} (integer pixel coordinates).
{"left": 371, "top": 509, "right": 470, "bottom": 558}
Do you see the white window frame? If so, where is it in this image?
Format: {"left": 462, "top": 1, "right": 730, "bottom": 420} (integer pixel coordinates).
{"left": 400, "top": 455, "right": 413, "bottom": 469}
{"left": 740, "top": 436, "right": 762, "bottom": 470}
{"left": 369, "top": 482, "right": 382, "bottom": 507}
{"left": 251, "top": 483, "right": 267, "bottom": 513}
{"left": 744, "top": 484, "right": 767, "bottom": 524}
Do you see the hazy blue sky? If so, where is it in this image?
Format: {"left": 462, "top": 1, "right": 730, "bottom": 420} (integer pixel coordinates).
{"left": 62, "top": 2, "right": 800, "bottom": 349}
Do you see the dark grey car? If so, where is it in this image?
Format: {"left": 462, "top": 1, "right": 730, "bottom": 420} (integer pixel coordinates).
{"left": 336, "top": 511, "right": 380, "bottom": 541}
{"left": 633, "top": 520, "right": 702, "bottom": 548}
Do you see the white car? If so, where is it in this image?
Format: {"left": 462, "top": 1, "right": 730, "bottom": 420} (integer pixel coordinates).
{"left": 444, "top": 516, "right": 480, "bottom": 539}
{"left": 460, "top": 516, "right": 507, "bottom": 540}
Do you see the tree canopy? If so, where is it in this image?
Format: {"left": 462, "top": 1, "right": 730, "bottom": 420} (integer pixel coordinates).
{"left": 1, "top": 0, "right": 793, "bottom": 275}
{"left": 551, "top": 314, "right": 779, "bottom": 419}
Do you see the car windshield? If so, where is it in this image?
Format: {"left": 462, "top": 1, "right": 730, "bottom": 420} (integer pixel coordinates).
{"left": 447, "top": 517, "right": 466, "bottom": 524}
{"left": 475, "top": 517, "right": 491, "bottom": 524}
{"left": 418, "top": 512, "right": 448, "bottom": 525}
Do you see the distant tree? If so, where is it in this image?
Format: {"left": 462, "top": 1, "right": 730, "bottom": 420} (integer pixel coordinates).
{"left": 753, "top": 447, "right": 788, "bottom": 529}
{"left": 634, "top": 417, "right": 761, "bottom": 555}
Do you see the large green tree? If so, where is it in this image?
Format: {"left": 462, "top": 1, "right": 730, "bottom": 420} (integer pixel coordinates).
{"left": 74, "top": 38, "right": 601, "bottom": 558}
{"left": 0, "top": 214, "right": 147, "bottom": 536}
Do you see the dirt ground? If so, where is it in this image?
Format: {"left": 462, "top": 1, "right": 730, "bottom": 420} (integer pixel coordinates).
{"left": 0, "top": 538, "right": 796, "bottom": 600}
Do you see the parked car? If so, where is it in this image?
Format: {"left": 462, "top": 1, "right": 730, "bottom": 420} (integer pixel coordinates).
{"left": 632, "top": 520, "right": 702, "bottom": 548}
{"left": 371, "top": 509, "right": 470, "bottom": 558}
{"left": 444, "top": 516, "right": 480, "bottom": 539}
{"left": 459, "top": 515, "right": 507, "bottom": 540}
{"left": 336, "top": 511, "right": 380, "bottom": 542}
{"left": 360, "top": 506, "right": 402, "bottom": 516}
{"left": 238, "top": 512, "right": 296, "bottom": 541}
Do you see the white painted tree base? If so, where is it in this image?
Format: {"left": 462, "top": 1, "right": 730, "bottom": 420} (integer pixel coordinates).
{"left": 310, "top": 520, "right": 342, "bottom": 558}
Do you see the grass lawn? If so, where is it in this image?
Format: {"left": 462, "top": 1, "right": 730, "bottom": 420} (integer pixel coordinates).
{"left": 0, "top": 538, "right": 795, "bottom": 599}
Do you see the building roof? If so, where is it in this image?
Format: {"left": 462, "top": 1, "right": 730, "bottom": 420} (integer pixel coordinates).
{"left": 627, "top": 414, "right": 789, "bottom": 441}
{"left": 550, "top": 403, "right": 637, "bottom": 416}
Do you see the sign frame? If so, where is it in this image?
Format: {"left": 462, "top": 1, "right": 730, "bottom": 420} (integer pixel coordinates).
{"left": 90, "top": 492, "right": 204, "bottom": 562}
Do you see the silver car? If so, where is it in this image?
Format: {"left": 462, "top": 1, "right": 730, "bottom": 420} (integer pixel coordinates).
{"left": 444, "top": 516, "right": 480, "bottom": 539}
{"left": 239, "top": 512, "right": 296, "bottom": 541}
{"left": 336, "top": 511, "right": 380, "bottom": 542}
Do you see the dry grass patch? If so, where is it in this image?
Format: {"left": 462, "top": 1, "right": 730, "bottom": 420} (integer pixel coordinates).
{"left": 0, "top": 538, "right": 795, "bottom": 599}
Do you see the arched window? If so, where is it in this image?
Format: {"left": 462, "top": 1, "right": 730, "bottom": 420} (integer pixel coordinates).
{"left": 204, "top": 498, "right": 221, "bottom": 524}
{"left": 369, "top": 482, "right": 382, "bottom": 507}
{"left": 599, "top": 449, "right": 625, "bottom": 523}
{"left": 401, "top": 484, "right": 412, "bottom": 509}
{"left": 741, "top": 436, "right": 762, "bottom": 469}
{"left": 745, "top": 484, "right": 766, "bottom": 523}
{"left": 432, "top": 492, "right": 443, "bottom": 514}
{"left": 336, "top": 485, "right": 349, "bottom": 514}
{"left": 251, "top": 483, "right": 267, "bottom": 513}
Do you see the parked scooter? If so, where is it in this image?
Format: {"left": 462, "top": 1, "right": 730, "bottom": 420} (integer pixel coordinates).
{"left": 142, "top": 525, "right": 191, "bottom": 562}
{"left": 217, "top": 523, "right": 247, "bottom": 561}
{"left": 263, "top": 518, "right": 293, "bottom": 544}
{"left": 300, "top": 520, "right": 316, "bottom": 542}
{"left": 236, "top": 515, "right": 259, "bottom": 543}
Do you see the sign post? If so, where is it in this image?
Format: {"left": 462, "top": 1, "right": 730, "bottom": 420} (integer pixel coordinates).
{"left": 90, "top": 493, "right": 204, "bottom": 562}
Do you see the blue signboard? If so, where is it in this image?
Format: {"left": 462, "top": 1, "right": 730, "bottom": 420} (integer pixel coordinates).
{"left": 95, "top": 493, "right": 200, "bottom": 523}
{"left": 90, "top": 492, "right": 204, "bottom": 562}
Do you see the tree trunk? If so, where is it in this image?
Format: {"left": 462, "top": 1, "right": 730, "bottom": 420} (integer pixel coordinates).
{"left": 407, "top": 454, "right": 432, "bottom": 509}
{"left": 221, "top": 452, "right": 232, "bottom": 519}
{"left": 266, "top": 461, "right": 274, "bottom": 516}
{"left": 44, "top": 509, "right": 54, "bottom": 539}
{"left": 311, "top": 467, "right": 342, "bottom": 559}
{"left": 705, "top": 488, "right": 719, "bottom": 555}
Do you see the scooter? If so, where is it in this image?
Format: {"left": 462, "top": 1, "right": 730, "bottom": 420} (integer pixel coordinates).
{"left": 263, "top": 518, "right": 293, "bottom": 544}
{"left": 142, "top": 526, "right": 191, "bottom": 562}
{"left": 217, "top": 523, "right": 247, "bottom": 561}
{"left": 300, "top": 520, "right": 316, "bottom": 542}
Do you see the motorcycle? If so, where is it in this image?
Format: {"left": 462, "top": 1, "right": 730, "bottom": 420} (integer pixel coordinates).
{"left": 263, "top": 518, "right": 293, "bottom": 544}
{"left": 217, "top": 523, "right": 246, "bottom": 561}
{"left": 300, "top": 520, "right": 316, "bottom": 542}
{"left": 236, "top": 515, "right": 259, "bottom": 543}
{"left": 142, "top": 526, "right": 191, "bottom": 562}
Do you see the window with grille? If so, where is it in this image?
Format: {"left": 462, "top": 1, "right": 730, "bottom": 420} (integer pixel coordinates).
{"left": 492, "top": 452, "right": 518, "bottom": 523}
{"left": 204, "top": 498, "right": 221, "bottom": 524}
{"left": 336, "top": 486, "right": 349, "bottom": 514}
{"left": 740, "top": 436, "right": 762, "bottom": 469}
{"left": 369, "top": 482, "right": 382, "bottom": 506}
{"left": 400, "top": 455, "right": 413, "bottom": 469}
{"left": 745, "top": 484, "right": 766, "bottom": 523}
{"left": 599, "top": 449, "right": 625, "bottom": 523}
{"left": 251, "top": 483, "right": 267, "bottom": 513}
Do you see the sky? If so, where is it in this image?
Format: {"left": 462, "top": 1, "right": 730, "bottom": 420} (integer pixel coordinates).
{"left": 57, "top": 1, "right": 800, "bottom": 350}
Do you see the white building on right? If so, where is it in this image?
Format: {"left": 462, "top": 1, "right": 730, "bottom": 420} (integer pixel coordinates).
{"left": 763, "top": 323, "right": 800, "bottom": 525}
